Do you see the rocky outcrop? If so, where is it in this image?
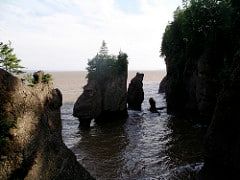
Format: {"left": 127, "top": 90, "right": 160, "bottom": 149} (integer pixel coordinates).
{"left": 148, "top": 98, "right": 160, "bottom": 114}
{"left": 158, "top": 76, "right": 167, "bottom": 93}
{"left": 73, "top": 73, "right": 128, "bottom": 126}
{"left": 127, "top": 73, "right": 144, "bottom": 111}
{"left": 73, "top": 53, "right": 128, "bottom": 127}
{"left": 0, "top": 69, "right": 94, "bottom": 179}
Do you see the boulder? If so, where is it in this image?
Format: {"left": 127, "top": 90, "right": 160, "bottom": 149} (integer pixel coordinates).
{"left": 127, "top": 72, "right": 144, "bottom": 111}
{"left": 0, "top": 69, "right": 94, "bottom": 180}
{"left": 33, "top": 70, "right": 44, "bottom": 83}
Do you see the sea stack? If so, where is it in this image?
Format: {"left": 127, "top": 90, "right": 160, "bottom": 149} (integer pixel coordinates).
{"left": 73, "top": 45, "right": 128, "bottom": 127}
{"left": 0, "top": 69, "right": 94, "bottom": 180}
{"left": 127, "top": 72, "right": 144, "bottom": 111}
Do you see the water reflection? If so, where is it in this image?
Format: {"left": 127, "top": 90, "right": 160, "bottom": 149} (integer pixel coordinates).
{"left": 72, "top": 120, "right": 129, "bottom": 179}
{"left": 165, "top": 117, "right": 205, "bottom": 179}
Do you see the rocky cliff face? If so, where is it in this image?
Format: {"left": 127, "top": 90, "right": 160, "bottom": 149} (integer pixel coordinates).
{"left": 161, "top": 1, "right": 240, "bottom": 178}
{"left": 164, "top": 50, "right": 222, "bottom": 124}
{"left": 0, "top": 69, "right": 94, "bottom": 179}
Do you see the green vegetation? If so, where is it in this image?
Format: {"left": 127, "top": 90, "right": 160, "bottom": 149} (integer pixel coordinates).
{"left": 25, "top": 73, "right": 35, "bottom": 86}
{"left": 161, "top": 0, "right": 240, "bottom": 116}
{"left": 42, "top": 73, "right": 53, "bottom": 84}
{"left": 25, "top": 72, "right": 53, "bottom": 86}
{"left": 161, "top": 0, "right": 240, "bottom": 81}
{"left": 87, "top": 41, "right": 128, "bottom": 82}
{"left": 0, "top": 41, "right": 24, "bottom": 74}
{"left": 162, "top": 0, "right": 232, "bottom": 59}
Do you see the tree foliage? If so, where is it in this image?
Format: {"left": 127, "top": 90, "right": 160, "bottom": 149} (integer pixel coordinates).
{"left": 99, "top": 40, "right": 109, "bottom": 56}
{"left": 0, "top": 41, "right": 24, "bottom": 74}
{"left": 87, "top": 41, "right": 128, "bottom": 82}
{"left": 161, "top": 0, "right": 232, "bottom": 59}
{"left": 161, "top": 0, "right": 238, "bottom": 79}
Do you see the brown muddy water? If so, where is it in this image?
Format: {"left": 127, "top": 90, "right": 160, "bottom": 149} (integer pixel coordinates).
{"left": 52, "top": 71, "right": 204, "bottom": 180}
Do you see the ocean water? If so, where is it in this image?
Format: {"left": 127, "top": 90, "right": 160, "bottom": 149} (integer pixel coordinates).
{"left": 52, "top": 71, "right": 204, "bottom": 180}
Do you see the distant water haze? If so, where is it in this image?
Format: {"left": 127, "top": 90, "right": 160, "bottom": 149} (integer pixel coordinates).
{"left": 51, "top": 70, "right": 166, "bottom": 103}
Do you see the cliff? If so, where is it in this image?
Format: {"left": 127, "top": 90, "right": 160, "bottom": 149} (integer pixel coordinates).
{"left": 161, "top": 0, "right": 233, "bottom": 124}
{"left": 0, "top": 69, "right": 94, "bottom": 179}
{"left": 161, "top": 0, "right": 240, "bottom": 178}
{"left": 73, "top": 51, "right": 128, "bottom": 127}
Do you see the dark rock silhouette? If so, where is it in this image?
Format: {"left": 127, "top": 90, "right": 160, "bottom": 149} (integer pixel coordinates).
{"left": 0, "top": 69, "right": 94, "bottom": 180}
{"left": 127, "top": 72, "right": 144, "bottom": 111}
{"left": 149, "top": 98, "right": 160, "bottom": 114}
{"left": 158, "top": 76, "right": 167, "bottom": 93}
{"left": 163, "top": 43, "right": 222, "bottom": 125}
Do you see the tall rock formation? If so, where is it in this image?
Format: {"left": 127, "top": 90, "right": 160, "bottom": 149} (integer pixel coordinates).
{"left": 127, "top": 73, "right": 144, "bottom": 111}
{"left": 73, "top": 51, "right": 128, "bottom": 127}
{"left": 161, "top": 0, "right": 232, "bottom": 124}
{"left": 0, "top": 69, "right": 94, "bottom": 179}
{"left": 161, "top": 0, "right": 240, "bottom": 178}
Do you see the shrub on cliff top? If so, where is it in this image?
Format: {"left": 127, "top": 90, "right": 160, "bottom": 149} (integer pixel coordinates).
{"left": 0, "top": 41, "right": 24, "bottom": 74}
{"left": 87, "top": 41, "right": 128, "bottom": 82}
{"left": 25, "top": 72, "right": 53, "bottom": 86}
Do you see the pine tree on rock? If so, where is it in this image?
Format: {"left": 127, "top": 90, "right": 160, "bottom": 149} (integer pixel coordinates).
{"left": 0, "top": 41, "right": 24, "bottom": 74}
{"left": 99, "top": 40, "right": 109, "bottom": 57}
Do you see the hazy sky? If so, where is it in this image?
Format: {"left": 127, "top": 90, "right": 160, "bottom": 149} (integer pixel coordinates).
{"left": 0, "top": 0, "right": 182, "bottom": 71}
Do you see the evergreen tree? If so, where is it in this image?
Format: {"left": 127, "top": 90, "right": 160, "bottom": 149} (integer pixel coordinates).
{"left": 99, "top": 40, "right": 108, "bottom": 56}
{"left": 86, "top": 41, "right": 128, "bottom": 80}
{"left": 0, "top": 41, "right": 24, "bottom": 74}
